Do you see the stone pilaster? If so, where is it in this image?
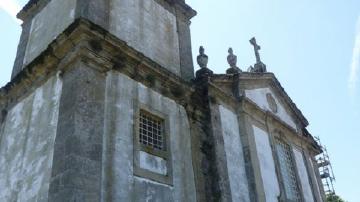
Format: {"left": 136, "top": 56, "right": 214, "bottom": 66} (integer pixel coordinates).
{"left": 209, "top": 101, "right": 233, "bottom": 201}
{"left": 187, "top": 78, "right": 224, "bottom": 202}
{"left": 237, "top": 110, "right": 259, "bottom": 202}
{"left": 176, "top": 18, "right": 195, "bottom": 81}
{"left": 49, "top": 61, "right": 105, "bottom": 202}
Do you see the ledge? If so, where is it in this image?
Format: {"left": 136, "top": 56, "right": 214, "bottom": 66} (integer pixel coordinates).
{"left": 1, "top": 18, "right": 194, "bottom": 111}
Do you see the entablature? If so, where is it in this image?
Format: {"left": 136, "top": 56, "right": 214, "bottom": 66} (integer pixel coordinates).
{"left": 1, "top": 19, "right": 195, "bottom": 113}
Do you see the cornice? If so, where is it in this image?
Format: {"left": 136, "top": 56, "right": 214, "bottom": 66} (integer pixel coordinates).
{"left": 1, "top": 18, "right": 194, "bottom": 111}
{"left": 212, "top": 73, "right": 309, "bottom": 127}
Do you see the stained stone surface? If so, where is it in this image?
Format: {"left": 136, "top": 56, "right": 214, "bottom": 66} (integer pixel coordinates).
{"left": 48, "top": 63, "right": 106, "bottom": 202}
{"left": 0, "top": 75, "right": 62, "bottom": 201}
{"left": 15, "top": 0, "right": 194, "bottom": 80}
{"left": 101, "top": 71, "right": 196, "bottom": 201}
{"left": 109, "top": 0, "right": 181, "bottom": 75}
{"left": 139, "top": 151, "right": 168, "bottom": 176}
{"left": 133, "top": 176, "right": 174, "bottom": 201}
{"left": 23, "top": 0, "right": 76, "bottom": 65}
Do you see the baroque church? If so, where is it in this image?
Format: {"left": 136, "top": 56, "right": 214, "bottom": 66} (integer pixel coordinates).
{"left": 0, "top": 0, "right": 326, "bottom": 201}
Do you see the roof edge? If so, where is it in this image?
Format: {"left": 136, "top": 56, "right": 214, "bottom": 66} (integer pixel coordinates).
{"left": 211, "top": 72, "right": 309, "bottom": 127}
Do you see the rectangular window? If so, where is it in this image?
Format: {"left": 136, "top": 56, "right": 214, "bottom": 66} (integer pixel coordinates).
{"left": 275, "top": 139, "right": 302, "bottom": 202}
{"left": 134, "top": 107, "right": 172, "bottom": 185}
{"left": 139, "top": 111, "right": 164, "bottom": 151}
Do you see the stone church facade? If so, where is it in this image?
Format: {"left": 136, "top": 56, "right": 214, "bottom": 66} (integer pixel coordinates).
{"left": 0, "top": 0, "right": 326, "bottom": 201}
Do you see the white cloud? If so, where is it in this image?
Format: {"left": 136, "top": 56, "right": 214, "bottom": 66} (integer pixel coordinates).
{"left": 349, "top": 16, "right": 360, "bottom": 95}
{"left": 0, "top": 0, "right": 22, "bottom": 24}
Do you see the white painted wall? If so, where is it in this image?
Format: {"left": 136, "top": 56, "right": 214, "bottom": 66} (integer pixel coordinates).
{"left": 253, "top": 125, "right": 280, "bottom": 202}
{"left": 103, "top": 71, "right": 196, "bottom": 201}
{"left": 245, "top": 88, "right": 297, "bottom": 130}
{"left": 219, "top": 105, "right": 250, "bottom": 202}
{"left": 24, "top": 0, "right": 76, "bottom": 65}
{"left": 109, "top": 0, "right": 181, "bottom": 75}
{"left": 0, "top": 75, "right": 62, "bottom": 201}
{"left": 293, "top": 148, "right": 314, "bottom": 202}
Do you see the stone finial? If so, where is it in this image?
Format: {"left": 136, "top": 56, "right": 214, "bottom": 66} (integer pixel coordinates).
{"left": 249, "top": 37, "right": 267, "bottom": 73}
{"left": 197, "top": 46, "right": 208, "bottom": 68}
{"left": 227, "top": 48, "right": 237, "bottom": 68}
{"left": 226, "top": 48, "right": 242, "bottom": 74}
{"left": 195, "top": 46, "right": 213, "bottom": 79}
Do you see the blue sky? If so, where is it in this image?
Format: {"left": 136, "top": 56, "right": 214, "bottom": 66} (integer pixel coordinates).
{"left": 1, "top": 0, "right": 359, "bottom": 201}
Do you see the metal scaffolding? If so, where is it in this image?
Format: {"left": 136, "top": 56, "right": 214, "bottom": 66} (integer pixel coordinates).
{"left": 314, "top": 136, "right": 336, "bottom": 195}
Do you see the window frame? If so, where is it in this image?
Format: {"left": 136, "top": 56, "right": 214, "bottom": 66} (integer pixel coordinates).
{"left": 133, "top": 102, "right": 173, "bottom": 185}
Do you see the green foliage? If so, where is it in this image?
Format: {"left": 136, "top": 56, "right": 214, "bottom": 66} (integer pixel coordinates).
{"left": 326, "top": 192, "right": 345, "bottom": 202}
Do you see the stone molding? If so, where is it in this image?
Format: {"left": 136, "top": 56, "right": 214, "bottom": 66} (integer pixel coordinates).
{"left": 0, "top": 19, "right": 320, "bottom": 156}
{"left": 1, "top": 19, "right": 193, "bottom": 111}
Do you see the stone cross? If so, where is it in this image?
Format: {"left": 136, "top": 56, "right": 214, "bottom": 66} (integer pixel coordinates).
{"left": 249, "top": 37, "right": 267, "bottom": 73}
{"left": 249, "top": 37, "right": 261, "bottom": 64}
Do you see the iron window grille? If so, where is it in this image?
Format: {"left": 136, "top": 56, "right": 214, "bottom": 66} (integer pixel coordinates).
{"left": 139, "top": 110, "right": 165, "bottom": 151}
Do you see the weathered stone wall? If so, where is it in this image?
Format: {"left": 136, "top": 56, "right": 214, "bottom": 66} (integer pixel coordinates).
{"left": 102, "top": 71, "right": 196, "bottom": 201}
{"left": 0, "top": 74, "right": 62, "bottom": 201}
{"left": 218, "top": 105, "right": 250, "bottom": 202}
{"left": 12, "top": 0, "right": 196, "bottom": 82}
{"left": 252, "top": 125, "right": 280, "bottom": 201}
{"left": 23, "top": 0, "right": 76, "bottom": 65}
{"left": 48, "top": 63, "right": 106, "bottom": 202}
{"left": 109, "top": 0, "right": 181, "bottom": 75}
